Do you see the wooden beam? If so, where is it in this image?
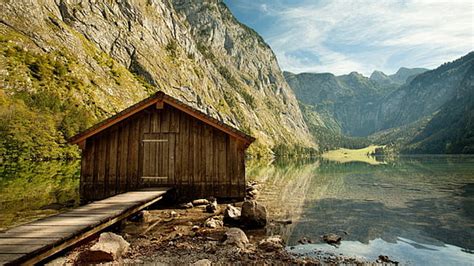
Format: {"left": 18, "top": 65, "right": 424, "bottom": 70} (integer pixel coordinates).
{"left": 156, "top": 100, "right": 164, "bottom": 109}
{"left": 70, "top": 98, "right": 158, "bottom": 144}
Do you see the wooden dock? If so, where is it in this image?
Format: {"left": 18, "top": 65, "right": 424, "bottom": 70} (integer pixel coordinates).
{"left": 0, "top": 188, "right": 171, "bottom": 265}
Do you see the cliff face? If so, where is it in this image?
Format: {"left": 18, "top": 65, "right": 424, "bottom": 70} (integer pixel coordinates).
{"left": 0, "top": 0, "right": 314, "bottom": 160}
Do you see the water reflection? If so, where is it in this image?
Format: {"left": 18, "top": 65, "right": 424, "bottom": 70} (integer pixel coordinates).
{"left": 249, "top": 156, "right": 474, "bottom": 264}
{"left": 0, "top": 161, "right": 80, "bottom": 230}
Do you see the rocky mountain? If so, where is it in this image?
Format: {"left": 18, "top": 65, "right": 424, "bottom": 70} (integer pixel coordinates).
{"left": 286, "top": 52, "right": 474, "bottom": 153}
{"left": 284, "top": 71, "right": 387, "bottom": 137}
{"left": 370, "top": 67, "right": 428, "bottom": 87}
{"left": 0, "top": 0, "right": 314, "bottom": 160}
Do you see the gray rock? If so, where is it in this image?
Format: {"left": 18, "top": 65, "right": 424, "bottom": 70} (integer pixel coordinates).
{"left": 258, "top": 235, "right": 284, "bottom": 251}
{"left": 192, "top": 259, "right": 212, "bottom": 266}
{"left": 224, "top": 228, "right": 249, "bottom": 249}
{"left": 90, "top": 232, "right": 130, "bottom": 259}
{"left": 322, "top": 233, "right": 342, "bottom": 245}
{"left": 204, "top": 216, "right": 223, "bottom": 228}
{"left": 223, "top": 204, "right": 241, "bottom": 225}
{"left": 240, "top": 200, "right": 267, "bottom": 228}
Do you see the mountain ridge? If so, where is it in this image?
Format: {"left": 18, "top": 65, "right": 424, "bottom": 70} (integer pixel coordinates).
{"left": 0, "top": 0, "right": 314, "bottom": 161}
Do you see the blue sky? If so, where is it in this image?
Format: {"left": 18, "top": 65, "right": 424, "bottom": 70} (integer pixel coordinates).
{"left": 223, "top": 0, "right": 474, "bottom": 76}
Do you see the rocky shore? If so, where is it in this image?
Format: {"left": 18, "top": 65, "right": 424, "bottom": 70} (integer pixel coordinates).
{"left": 47, "top": 182, "right": 394, "bottom": 265}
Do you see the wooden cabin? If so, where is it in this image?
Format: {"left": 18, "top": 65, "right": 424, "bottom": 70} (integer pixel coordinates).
{"left": 70, "top": 91, "right": 255, "bottom": 202}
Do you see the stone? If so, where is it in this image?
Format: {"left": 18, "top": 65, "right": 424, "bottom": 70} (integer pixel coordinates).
{"left": 90, "top": 232, "right": 130, "bottom": 259}
{"left": 204, "top": 216, "right": 223, "bottom": 228}
{"left": 192, "top": 225, "right": 200, "bottom": 231}
{"left": 322, "top": 233, "right": 341, "bottom": 245}
{"left": 258, "top": 236, "right": 284, "bottom": 251}
{"left": 298, "top": 236, "right": 312, "bottom": 244}
{"left": 240, "top": 200, "right": 267, "bottom": 228}
{"left": 192, "top": 199, "right": 209, "bottom": 206}
{"left": 179, "top": 202, "right": 194, "bottom": 209}
{"left": 223, "top": 204, "right": 241, "bottom": 225}
{"left": 206, "top": 199, "right": 218, "bottom": 213}
{"left": 192, "top": 259, "right": 212, "bottom": 266}
{"left": 170, "top": 211, "right": 178, "bottom": 217}
{"left": 224, "top": 227, "right": 249, "bottom": 249}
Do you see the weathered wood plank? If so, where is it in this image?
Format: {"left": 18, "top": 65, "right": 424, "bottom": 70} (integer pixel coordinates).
{"left": 108, "top": 129, "right": 118, "bottom": 197}
{"left": 0, "top": 238, "right": 58, "bottom": 246}
{"left": 118, "top": 123, "right": 129, "bottom": 193}
{"left": 0, "top": 253, "right": 25, "bottom": 263}
{"left": 0, "top": 189, "right": 171, "bottom": 265}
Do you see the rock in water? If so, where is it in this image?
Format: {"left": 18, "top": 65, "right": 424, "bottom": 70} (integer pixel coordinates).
{"left": 192, "top": 199, "right": 209, "bottom": 206}
{"left": 223, "top": 204, "right": 241, "bottom": 225}
{"left": 322, "top": 233, "right": 341, "bottom": 245}
{"left": 224, "top": 228, "right": 249, "bottom": 249}
{"left": 258, "top": 236, "right": 284, "bottom": 251}
{"left": 240, "top": 200, "right": 267, "bottom": 228}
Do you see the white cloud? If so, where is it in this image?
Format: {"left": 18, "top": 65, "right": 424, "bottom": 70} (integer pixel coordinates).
{"left": 265, "top": 0, "right": 474, "bottom": 75}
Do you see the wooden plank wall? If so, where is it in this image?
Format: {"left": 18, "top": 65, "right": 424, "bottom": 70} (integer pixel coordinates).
{"left": 80, "top": 104, "right": 246, "bottom": 201}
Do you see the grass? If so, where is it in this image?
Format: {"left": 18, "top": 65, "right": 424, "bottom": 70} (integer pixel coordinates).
{"left": 322, "top": 145, "right": 386, "bottom": 165}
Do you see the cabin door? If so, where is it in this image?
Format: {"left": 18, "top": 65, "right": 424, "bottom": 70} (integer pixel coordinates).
{"left": 141, "top": 133, "right": 171, "bottom": 186}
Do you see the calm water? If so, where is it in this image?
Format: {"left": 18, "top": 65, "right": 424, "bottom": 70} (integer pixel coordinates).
{"left": 249, "top": 156, "right": 474, "bottom": 265}
{"left": 0, "top": 161, "right": 80, "bottom": 230}
{"left": 1, "top": 156, "right": 473, "bottom": 265}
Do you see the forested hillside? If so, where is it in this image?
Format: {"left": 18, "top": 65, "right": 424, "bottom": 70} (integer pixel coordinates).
{"left": 0, "top": 0, "right": 314, "bottom": 161}
{"left": 286, "top": 52, "right": 474, "bottom": 154}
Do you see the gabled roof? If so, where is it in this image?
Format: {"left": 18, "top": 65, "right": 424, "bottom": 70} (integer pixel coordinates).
{"left": 69, "top": 91, "right": 256, "bottom": 146}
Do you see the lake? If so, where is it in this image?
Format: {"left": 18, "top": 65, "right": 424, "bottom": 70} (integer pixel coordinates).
{"left": 250, "top": 156, "right": 474, "bottom": 265}
{"left": 1, "top": 156, "right": 473, "bottom": 265}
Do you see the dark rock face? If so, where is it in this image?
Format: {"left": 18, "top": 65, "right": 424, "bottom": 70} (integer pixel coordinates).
{"left": 240, "top": 200, "right": 267, "bottom": 228}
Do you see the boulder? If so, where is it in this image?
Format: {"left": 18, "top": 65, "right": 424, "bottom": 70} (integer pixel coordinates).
{"left": 258, "top": 235, "right": 284, "bottom": 251}
{"left": 223, "top": 204, "right": 241, "bottom": 225}
{"left": 224, "top": 227, "right": 249, "bottom": 249}
{"left": 192, "top": 259, "right": 212, "bottom": 266}
{"left": 322, "top": 233, "right": 341, "bottom": 245}
{"left": 192, "top": 199, "right": 209, "bottom": 206}
{"left": 91, "top": 232, "right": 130, "bottom": 258}
{"left": 204, "top": 216, "right": 223, "bottom": 228}
{"left": 240, "top": 200, "right": 267, "bottom": 228}
{"left": 206, "top": 199, "right": 218, "bottom": 213}
{"left": 76, "top": 232, "right": 129, "bottom": 263}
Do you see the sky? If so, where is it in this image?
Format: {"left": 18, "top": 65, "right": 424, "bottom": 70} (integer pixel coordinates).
{"left": 223, "top": 0, "right": 474, "bottom": 76}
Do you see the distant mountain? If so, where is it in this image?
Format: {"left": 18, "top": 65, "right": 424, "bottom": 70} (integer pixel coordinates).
{"left": 369, "top": 67, "right": 428, "bottom": 87}
{"left": 286, "top": 52, "right": 474, "bottom": 154}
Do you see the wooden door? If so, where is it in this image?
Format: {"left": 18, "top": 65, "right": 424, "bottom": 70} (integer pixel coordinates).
{"left": 142, "top": 133, "right": 171, "bottom": 186}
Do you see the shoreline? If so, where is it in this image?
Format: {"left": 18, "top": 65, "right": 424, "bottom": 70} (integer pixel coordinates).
{"left": 47, "top": 182, "right": 386, "bottom": 265}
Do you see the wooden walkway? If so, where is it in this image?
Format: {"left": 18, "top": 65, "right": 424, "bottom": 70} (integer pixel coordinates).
{"left": 0, "top": 188, "right": 171, "bottom": 265}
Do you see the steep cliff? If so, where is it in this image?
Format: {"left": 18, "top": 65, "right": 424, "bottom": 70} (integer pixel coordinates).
{"left": 0, "top": 0, "right": 314, "bottom": 160}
